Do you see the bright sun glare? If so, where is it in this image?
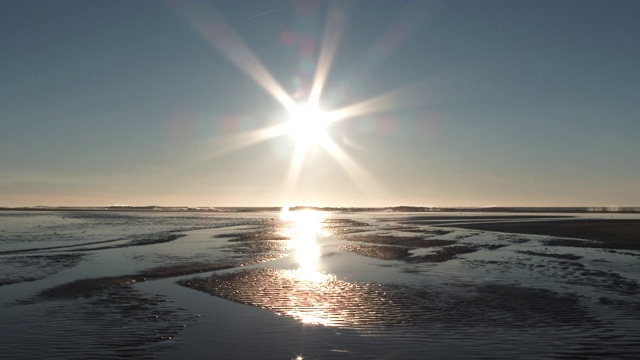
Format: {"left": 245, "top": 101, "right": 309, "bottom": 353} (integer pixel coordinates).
{"left": 287, "top": 104, "right": 330, "bottom": 148}
{"left": 176, "top": 1, "right": 393, "bottom": 205}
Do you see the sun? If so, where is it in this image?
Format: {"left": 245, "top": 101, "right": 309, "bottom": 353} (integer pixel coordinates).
{"left": 176, "top": 1, "right": 391, "bottom": 202}
{"left": 287, "top": 104, "right": 331, "bottom": 148}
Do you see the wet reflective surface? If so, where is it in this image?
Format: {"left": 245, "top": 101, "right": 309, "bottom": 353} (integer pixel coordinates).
{"left": 2, "top": 210, "right": 640, "bottom": 359}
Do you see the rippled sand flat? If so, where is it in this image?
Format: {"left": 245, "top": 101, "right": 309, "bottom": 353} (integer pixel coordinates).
{"left": 1, "top": 210, "right": 639, "bottom": 359}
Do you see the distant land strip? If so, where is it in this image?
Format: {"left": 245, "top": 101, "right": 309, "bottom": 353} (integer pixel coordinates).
{"left": 1, "top": 206, "right": 639, "bottom": 213}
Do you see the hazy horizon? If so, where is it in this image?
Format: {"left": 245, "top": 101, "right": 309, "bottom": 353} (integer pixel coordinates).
{"left": 3, "top": 204, "right": 640, "bottom": 214}
{"left": 2, "top": 0, "right": 639, "bottom": 208}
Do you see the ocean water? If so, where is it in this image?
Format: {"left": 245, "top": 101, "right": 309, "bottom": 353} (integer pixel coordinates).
{"left": 1, "top": 210, "right": 639, "bottom": 359}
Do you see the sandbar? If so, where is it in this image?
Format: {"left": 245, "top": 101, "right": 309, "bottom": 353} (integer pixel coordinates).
{"left": 444, "top": 219, "right": 640, "bottom": 249}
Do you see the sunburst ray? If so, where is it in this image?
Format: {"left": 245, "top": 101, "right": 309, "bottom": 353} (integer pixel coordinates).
{"left": 171, "top": 1, "right": 297, "bottom": 112}
{"left": 308, "top": 1, "right": 350, "bottom": 107}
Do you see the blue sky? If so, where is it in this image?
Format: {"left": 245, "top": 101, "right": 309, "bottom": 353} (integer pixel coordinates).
{"left": 1, "top": 0, "right": 639, "bottom": 207}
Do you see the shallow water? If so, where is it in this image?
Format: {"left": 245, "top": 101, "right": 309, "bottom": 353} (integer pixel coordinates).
{"left": 1, "top": 210, "right": 639, "bottom": 359}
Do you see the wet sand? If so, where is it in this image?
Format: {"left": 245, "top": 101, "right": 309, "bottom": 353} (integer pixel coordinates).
{"left": 2, "top": 211, "right": 640, "bottom": 359}
{"left": 445, "top": 219, "right": 640, "bottom": 249}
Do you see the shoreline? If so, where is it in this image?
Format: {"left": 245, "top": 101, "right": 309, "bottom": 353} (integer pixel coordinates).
{"left": 2, "top": 206, "right": 640, "bottom": 214}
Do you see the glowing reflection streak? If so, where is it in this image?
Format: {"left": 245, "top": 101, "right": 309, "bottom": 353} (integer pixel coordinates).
{"left": 280, "top": 210, "right": 329, "bottom": 282}
{"left": 172, "top": 2, "right": 297, "bottom": 112}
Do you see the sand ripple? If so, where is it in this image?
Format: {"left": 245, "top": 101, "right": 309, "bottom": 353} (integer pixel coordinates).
{"left": 180, "top": 268, "right": 594, "bottom": 329}
{"left": 3, "top": 288, "right": 196, "bottom": 359}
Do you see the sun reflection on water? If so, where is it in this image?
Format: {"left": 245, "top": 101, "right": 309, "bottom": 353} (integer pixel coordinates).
{"left": 277, "top": 208, "right": 344, "bottom": 325}
{"left": 280, "top": 208, "right": 329, "bottom": 281}
{"left": 182, "top": 211, "right": 421, "bottom": 328}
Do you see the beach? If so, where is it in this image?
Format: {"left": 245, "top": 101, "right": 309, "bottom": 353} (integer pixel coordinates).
{"left": 1, "top": 209, "right": 639, "bottom": 359}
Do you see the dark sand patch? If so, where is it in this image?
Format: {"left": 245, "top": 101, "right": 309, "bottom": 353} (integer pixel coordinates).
{"left": 410, "top": 244, "right": 482, "bottom": 262}
{"left": 506, "top": 236, "right": 532, "bottom": 244}
{"left": 453, "top": 231, "right": 481, "bottom": 240}
{"left": 0, "top": 253, "right": 86, "bottom": 286}
{"left": 541, "top": 238, "right": 608, "bottom": 249}
{"left": 224, "top": 239, "right": 289, "bottom": 255}
{"left": 341, "top": 244, "right": 413, "bottom": 261}
{"left": 215, "top": 230, "right": 289, "bottom": 242}
{"left": 516, "top": 250, "right": 583, "bottom": 261}
{"left": 129, "top": 233, "right": 185, "bottom": 246}
{"left": 215, "top": 230, "right": 291, "bottom": 255}
{"left": 462, "top": 284, "right": 589, "bottom": 326}
{"left": 599, "top": 297, "right": 640, "bottom": 320}
{"left": 323, "top": 218, "right": 371, "bottom": 236}
{"left": 344, "top": 234, "right": 455, "bottom": 248}
{"left": 466, "top": 257, "right": 639, "bottom": 296}
{"left": 398, "top": 228, "right": 453, "bottom": 236}
{"left": 564, "top": 267, "right": 639, "bottom": 295}
{"left": 341, "top": 244, "right": 500, "bottom": 263}
{"left": 0, "top": 232, "right": 187, "bottom": 255}
{"left": 447, "top": 219, "right": 640, "bottom": 250}
{"left": 380, "top": 225, "right": 420, "bottom": 231}
{"left": 341, "top": 235, "right": 507, "bottom": 263}
{"left": 27, "top": 257, "right": 276, "bottom": 302}
{"left": 392, "top": 215, "right": 570, "bottom": 226}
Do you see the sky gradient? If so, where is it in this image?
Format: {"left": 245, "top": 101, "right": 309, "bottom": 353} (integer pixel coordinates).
{"left": 1, "top": 0, "right": 639, "bottom": 208}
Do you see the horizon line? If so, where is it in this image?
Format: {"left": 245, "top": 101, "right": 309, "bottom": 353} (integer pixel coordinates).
{"left": 2, "top": 205, "right": 639, "bottom": 214}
